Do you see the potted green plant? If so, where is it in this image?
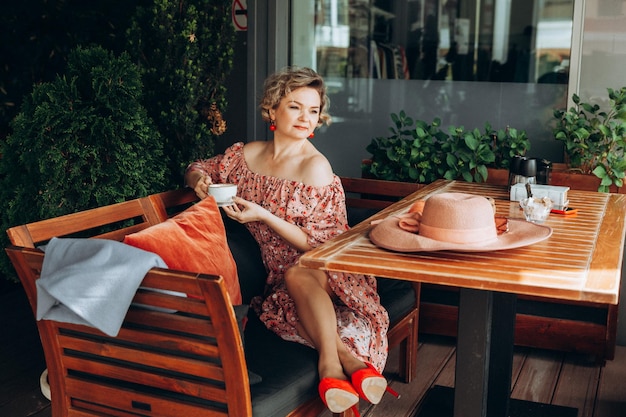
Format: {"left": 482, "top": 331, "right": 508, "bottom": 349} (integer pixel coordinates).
{"left": 487, "top": 124, "right": 532, "bottom": 185}
{"left": 363, "top": 111, "right": 448, "bottom": 183}
{"left": 362, "top": 112, "right": 530, "bottom": 185}
{"left": 441, "top": 124, "right": 496, "bottom": 183}
{"left": 492, "top": 125, "right": 532, "bottom": 170}
{"left": 553, "top": 87, "right": 626, "bottom": 192}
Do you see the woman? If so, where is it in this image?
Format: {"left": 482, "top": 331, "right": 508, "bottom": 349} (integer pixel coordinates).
{"left": 184, "top": 66, "right": 395, "bottom": 415}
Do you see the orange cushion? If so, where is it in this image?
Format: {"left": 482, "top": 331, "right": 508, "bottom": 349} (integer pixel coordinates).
{"left": 123, "top": 197, "right": 242, "bottom": 305}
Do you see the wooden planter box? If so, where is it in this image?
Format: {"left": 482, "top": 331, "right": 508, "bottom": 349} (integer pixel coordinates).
{"left": 489, "top": 164, "right": 626, "bottom": 193}
{"left": 363, "top": 159, "right": 624, "bottom": 193}
{"left": 550, "top": 163, "right": 625, "bottom": 193}
{"left": 486, "top": 167, "right": 510, "bottom": 185}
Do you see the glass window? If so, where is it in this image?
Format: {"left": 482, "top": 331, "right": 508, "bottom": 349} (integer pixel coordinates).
{"left": 291, "top": 0, "right": 575, "bottom": 177}
{"left": 306, "top": 0, "right": 573, "bottom": 83}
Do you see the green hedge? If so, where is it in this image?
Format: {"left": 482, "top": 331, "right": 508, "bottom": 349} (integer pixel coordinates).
{"left": 0, "top": 46, "right": 166, "bottom": 281}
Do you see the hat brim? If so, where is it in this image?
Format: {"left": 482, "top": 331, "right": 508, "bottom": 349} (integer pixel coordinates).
{"left": 369, "top": 216, "right": 552, "bottom": 252}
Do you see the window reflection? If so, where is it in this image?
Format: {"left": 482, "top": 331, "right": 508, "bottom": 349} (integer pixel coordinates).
{"left": 313, "top": 0, "right": 573, "bottom": 84}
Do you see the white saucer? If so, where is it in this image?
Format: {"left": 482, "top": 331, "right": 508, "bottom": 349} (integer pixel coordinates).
{"left": 40, "top": 369, "right": 51, "bottom": 400}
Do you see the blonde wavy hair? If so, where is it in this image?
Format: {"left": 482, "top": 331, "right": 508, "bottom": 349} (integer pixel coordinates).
{"left": 259, "top": 66, "right": 331, "bottom": 127}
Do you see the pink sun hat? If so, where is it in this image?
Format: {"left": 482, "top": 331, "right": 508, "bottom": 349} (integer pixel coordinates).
{"left": 369, "top": 192, "right": 552, "bottom": 252}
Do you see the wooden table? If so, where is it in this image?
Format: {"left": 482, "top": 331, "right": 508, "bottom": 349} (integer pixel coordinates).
{"left": 300, "top": 180, "right": 626, "bottom": 417}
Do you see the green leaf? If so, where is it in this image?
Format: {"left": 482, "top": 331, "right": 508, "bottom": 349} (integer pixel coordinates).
{"left": 476, "top": 165, "right": 488, "bottom": 181}
{"left": 464, "top": 134, "right": 479, "bottom": 151}
{"left": 600, "top": 177, "right": 613, "bottom": 186}
{"left": 446, "top": 153, "right": 457, "bottom": 167}
{"left": 592, "top": 165, "right": 607, "bottom": 178}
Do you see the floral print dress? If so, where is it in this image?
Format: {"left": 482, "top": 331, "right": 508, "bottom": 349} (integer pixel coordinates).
{"left": 186, "top": 142, "right": 389, "bottom": 371}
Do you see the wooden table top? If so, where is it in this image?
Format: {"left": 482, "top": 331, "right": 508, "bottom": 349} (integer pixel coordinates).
{"left": 300, "top": 180, "right": 626, "bottom": 305}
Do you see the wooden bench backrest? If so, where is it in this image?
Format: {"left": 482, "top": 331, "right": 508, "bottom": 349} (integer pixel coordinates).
{"left": 340, "top": 177, "right": 423, "bottom": 210}
{"left": 6, "top": 245, "right": 252, "bottom": 416}
{"left": 6, "top": 188, "right": 198, "bottom": 248}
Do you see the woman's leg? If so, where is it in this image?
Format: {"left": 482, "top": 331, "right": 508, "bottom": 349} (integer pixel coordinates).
{"left": 284, "top": 265, "right": 367, "bottom": 380}
{"left": 285, "top": 265, "right": 394, "bottom": 409}
{"left": 285, "top": 265, "right": 366, "bottom": 413}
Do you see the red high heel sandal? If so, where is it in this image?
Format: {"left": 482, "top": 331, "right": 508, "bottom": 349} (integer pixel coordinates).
{"left": 351, "top": 363, "right": 400, "bottom": 404}
{"left": 318, "top": 378, "right": 360, "bottom": 416}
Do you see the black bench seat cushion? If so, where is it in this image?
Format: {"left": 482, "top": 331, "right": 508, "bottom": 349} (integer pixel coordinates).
{"left": 245, "top": 313, "right": 319, "bottom": 416}
{"left": 378, "top": 278, "right": 416, "bottom": 323}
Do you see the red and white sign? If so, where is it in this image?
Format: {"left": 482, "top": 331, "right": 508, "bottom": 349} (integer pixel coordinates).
{"left": 232, "top": 0, "right": 247, "bottom": 31}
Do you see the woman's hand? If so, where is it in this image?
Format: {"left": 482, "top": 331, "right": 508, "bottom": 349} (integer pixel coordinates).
{"left": 223, "top": 197, "right": 312, "bottom": 252}
{"left": 193, "top": 175, "right": 212, "bottom": 199}
{"left": 222, "top": 197, "right": 267, "bottom": 224}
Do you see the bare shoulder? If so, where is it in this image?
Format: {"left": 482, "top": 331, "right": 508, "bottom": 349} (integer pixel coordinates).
{"left": 242, "top": 140, "right": 266, "bottom": 156}
{"left": 300, "top": 151, "right": 334, "bottom": 186}
{"left": 242, "top": 141, "right": 267, "bottom": 168}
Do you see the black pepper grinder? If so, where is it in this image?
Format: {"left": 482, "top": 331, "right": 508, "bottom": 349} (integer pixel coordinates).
{"left": 519, "top": 158, "right": 537, "bottom": 185}
{"left": 537, "top": 159, "right": 552, "bottom": 185}
{"left": 508, "top": 155, "right": 523, "bottom": 190}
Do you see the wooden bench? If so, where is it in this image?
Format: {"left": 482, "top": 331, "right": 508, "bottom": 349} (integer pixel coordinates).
{"left": 6, "top": 186, "right": 419, "bottom": 417}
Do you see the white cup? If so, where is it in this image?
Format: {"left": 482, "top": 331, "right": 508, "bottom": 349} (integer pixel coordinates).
{"left": 208, "top": 183, "right": 237, "bottom": 206}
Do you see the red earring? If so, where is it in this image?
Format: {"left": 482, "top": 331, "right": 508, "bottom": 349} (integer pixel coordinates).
{"left": 269, "top": 121, "right": 276, "bottom": 131}
{"left": 308, "top": 131, "right": 315, "bottom": 139}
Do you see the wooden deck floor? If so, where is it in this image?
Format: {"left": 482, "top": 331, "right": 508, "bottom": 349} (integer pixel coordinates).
{"left": 1, "top": 285, "right": 625, "bottom": 417}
